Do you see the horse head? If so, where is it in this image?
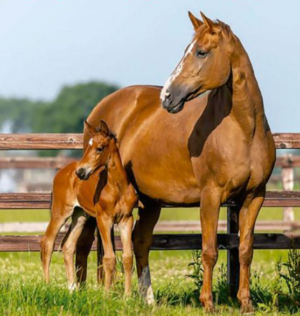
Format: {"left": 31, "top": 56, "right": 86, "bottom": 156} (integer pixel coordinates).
{"left": 76, "top": 120, "right": 115, "bottom": 180}
{"left": 161, "top": 12, "right": 235, "bottom": 113}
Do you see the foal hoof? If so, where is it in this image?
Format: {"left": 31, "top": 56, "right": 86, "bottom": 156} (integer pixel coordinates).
{"left": 201, "top": 300, "right": 214, "bottom": 313}
{"left": 240, "top": 300, "right": 254, "bottom": 314}
{"left": 68, "top": 283, "right": 77, "bottom": 292}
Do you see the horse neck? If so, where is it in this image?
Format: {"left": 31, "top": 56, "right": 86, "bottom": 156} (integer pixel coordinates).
{"left": 106, "top": 143, "right": 128, "bottom": 187}
{"left": 228, "top": 37, "right": 266, "bottom": 137}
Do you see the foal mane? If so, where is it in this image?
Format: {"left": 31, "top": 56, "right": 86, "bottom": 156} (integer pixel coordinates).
{"left": 95, "top": 126, "right": 118, "bottom": 143}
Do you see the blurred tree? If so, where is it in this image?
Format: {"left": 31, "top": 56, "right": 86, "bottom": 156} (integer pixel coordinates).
{"left": 32, "top": 81, "right": 119, "bottom": 133}
{"left": 0, "top": 81, "right": 119, "bottom": 156}
{"left": 0, "top": 98, "right": 47, "bottom": 132}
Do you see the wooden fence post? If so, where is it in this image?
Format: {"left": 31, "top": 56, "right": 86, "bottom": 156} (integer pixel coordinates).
{"left": 227, "top": 205, "right": 240, "bottom": 297}
{"left": 282, "top": 154, "right": 294, "bottom": 223}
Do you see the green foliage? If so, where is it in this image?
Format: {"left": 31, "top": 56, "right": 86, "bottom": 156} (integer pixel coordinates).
{"left": 186, "top": 249, "right": 203, "bottom": 293}
{"left": 213, "top": 263, "right": 230, "bottom": 305}
{"left": 31, "top": 82, "right": 118, "bottom": 134}
{"left": 279, "top": 248, "right": 300, "bottom": 309}
{"left": 0, "top": 81, "right": 119, "bottom": 157}
{"left": 0, "top": 81, "right": 119, "bottom": 135}
{"left": 0, "top": 97, "right": 47, "bottom": 133}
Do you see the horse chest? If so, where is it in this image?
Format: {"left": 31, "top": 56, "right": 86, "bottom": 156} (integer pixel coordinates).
{"left": 99, "top": 186, "right": 136, "bottom": 222}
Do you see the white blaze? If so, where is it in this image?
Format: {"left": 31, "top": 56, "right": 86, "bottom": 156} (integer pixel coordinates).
{"left": 160, "top": 40, "right": 197, "bottom": 101}
{"left": 88, "top": 138, "right": 93, "bottom": 146}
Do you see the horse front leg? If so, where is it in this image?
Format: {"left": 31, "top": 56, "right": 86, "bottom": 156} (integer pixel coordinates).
{"left": 119, "top": 215, "right": 134, "bottom": 296}
{"left": 199, "top": 187, "right": 221, "bottom": 312}
{"left": 96, "top": 213, "right": 115, "bottom": 292}
{"left": 238, "top": 188, "right": 265, "bottom": 313}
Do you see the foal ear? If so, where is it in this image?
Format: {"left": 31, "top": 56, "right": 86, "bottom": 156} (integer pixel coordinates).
{"left": 188, "top": 11, "right": 203, "bottom": 30}
{"left": 98, "top": 120, "right": 110, "bottom": 136}
{"left": 84, "top": 120, "right": 97, "bottom": 136}
{"left": 200, "top": 12, "right": 215, "bottom": 31}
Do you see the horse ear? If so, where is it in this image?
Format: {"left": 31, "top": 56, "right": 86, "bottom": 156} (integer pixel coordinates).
{"left": 98, "top": 120, "right": 109, "bottom": 136}
{"left": 84, "top": 120, "right": 97, "bottom": 136}
{"left": 188, "top": 11, "right": 203, "bottom": 30}
{"left": 200, "top": 12, "right": 215, "bottom": 30}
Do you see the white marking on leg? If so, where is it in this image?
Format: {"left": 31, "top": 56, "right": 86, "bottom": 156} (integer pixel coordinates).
{"left": 160, "top": 40, "right": 197, "bottom": 101}
{"left": 88, "top": 138, "right": 93, "bottom": 146}
{"left": 138, "top": 266, "right": 155, "bottom": 305}
{"left": 68, "top": 283, "right": 76, "bottom": 292}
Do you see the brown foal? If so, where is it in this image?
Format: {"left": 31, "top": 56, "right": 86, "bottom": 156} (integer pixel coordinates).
{"left": 40, "top": 120, "right": 137, "bottom": 295}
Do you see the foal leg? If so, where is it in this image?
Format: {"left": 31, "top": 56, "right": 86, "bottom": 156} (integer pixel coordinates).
{"left": 199, "top": 188, "right": 221, "bottom": 312}
{"left": 62, "top": 208, "right": 88, "bottom": 290}
{"left": 133, "top": 198, "right": 161, "bottom": 305}
{"left": 75, "top": 216, "right": 97, "bottom": 285}
{"left": 97, "top": 214, "right": 115, "bottom": 291}
{"left": 40, "top": 204, "right": 72, "bottom": 283}
{"left": 238, "top": 189, "right": 265, "bottom": 313}
{"left": 119, "top": 215, "right": 134, "bottom": 296}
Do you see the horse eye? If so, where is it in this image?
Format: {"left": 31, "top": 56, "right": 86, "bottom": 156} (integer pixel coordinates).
{"left": 96, "top": 147, "right": 104, "bottom": 153}
{"left": 196, "top": 50, "right": 208, "bottom": 58}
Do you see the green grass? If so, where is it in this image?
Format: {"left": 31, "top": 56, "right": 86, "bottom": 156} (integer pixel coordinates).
{"left": 1, "top": 206, "right": 300, "bottom": 315}
{"left": 0, "top": 249, "right": 299, "bottom": 316}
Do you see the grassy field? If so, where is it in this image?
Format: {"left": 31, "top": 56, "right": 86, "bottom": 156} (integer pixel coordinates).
{"left": 1, "top": 207, "right": 300, "bottom": 315}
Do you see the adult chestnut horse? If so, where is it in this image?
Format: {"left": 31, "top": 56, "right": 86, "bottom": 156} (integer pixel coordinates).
{"left": 75, "top": 12, "right": 275, "bottom": 312}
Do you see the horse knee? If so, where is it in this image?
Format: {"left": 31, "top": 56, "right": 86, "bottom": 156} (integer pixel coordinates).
{"left": 123, "top": 254, "right": 133, "bottom": 271}
{"left": 103, "top": 255, "right": 116, "bottom": 274}
{"left": 202, "top": 246, "right": 218, "bottom": 268}
{"left": 239, "top": 242, "right": 253, "bottom": 266}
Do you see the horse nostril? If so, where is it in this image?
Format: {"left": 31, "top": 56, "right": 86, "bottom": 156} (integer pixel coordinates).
{"left": 162, "top": 91, "right": 173, "bottom": 109}
{"left": 76, "top": 168, "right": 86, "bottom": 179}
{"left": 165, "top": 91, "right": 172, "bottom": 100}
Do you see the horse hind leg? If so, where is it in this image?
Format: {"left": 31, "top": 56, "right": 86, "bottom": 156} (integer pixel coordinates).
{"left": 133, "top": 198, "right": 161, "bottom": 305}
{"left": 237, "top": 189, "right": 265, "bottom": 313}
{"left": 40, "top": 202, "right": 72, "bottom": 283}
{"left": 75, "top": 216, "right": 97, "bottom": 285}
{"left": 62, "top": 207, "right": 88, "bottom": 291}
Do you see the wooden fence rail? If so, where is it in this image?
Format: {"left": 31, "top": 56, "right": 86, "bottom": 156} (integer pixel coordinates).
{"left": 0, "top": 132, "right": 300, "bottom": 297}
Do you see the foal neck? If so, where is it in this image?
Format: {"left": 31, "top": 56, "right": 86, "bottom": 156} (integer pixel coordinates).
{"left": 106, "top": 141, "right": 128, "bottom": 187}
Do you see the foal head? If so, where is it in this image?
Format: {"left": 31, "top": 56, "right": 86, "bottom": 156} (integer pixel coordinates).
{"left": 76, "top": 120, "right": 115, "bottom": 180}
{"left": 161, "top": 12, "right": 236, "bottom": 113}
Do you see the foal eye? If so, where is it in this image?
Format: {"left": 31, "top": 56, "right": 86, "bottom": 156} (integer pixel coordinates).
{"left": 96, "top": 147, "right": 104, "bottom": 153}
{"left": 196, "top": 50, "right": 208, "bottom": 58}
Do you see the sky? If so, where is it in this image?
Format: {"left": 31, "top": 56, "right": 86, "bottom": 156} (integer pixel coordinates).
{"left": 0, "top": 0, "right": 299, "bottom": 132}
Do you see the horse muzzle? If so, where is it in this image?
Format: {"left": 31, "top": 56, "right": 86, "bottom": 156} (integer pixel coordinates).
{"left": 75, "top": 167, "right": 91, "bottom": 180}
{"left": 162, "top": 94, "right": 185, "bottom": 114}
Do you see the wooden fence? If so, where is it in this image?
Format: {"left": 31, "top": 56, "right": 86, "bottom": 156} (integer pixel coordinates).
{"left": 1, "top": 132, "right": 300, "bottom": 296}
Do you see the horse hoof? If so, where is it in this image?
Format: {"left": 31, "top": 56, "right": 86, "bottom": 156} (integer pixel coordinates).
{"left": 68, "top": 283, "right": 77, "bottom": 292}
{"left": 146, "top": 288, "right": 155, "bottom": 305}
{"left": 202, "top": 301, "right": 214, "bottom": 313}
{"left": 240, "top": 300, "right": 254, "bottom": 314}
